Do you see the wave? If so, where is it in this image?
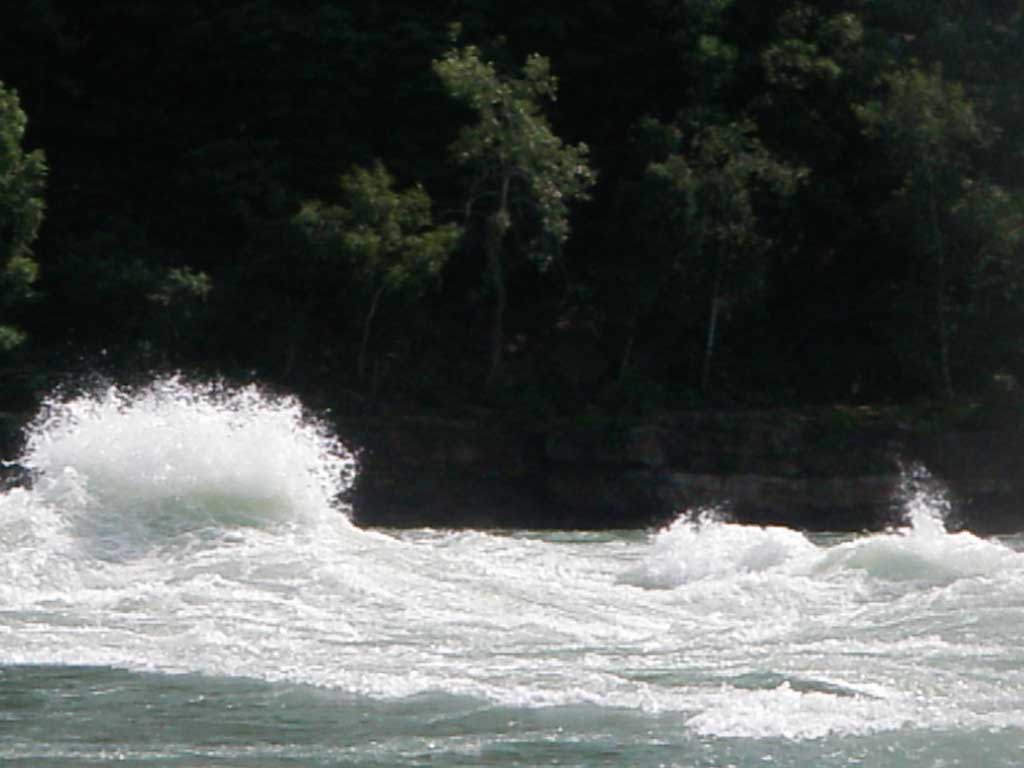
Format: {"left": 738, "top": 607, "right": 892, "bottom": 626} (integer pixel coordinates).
{"left": 623, "top": 502, "right": 1023, "bottom": 591}
{"left": 10, "top": 377, "right": 358, "bottom": 560}
{"left": 2, "top": 380, "right": 1023, "bottom": 745}
{"left": 618, "top": 511, "right": 819, "bottom": 589}
{"left": 814, "top": 508, "right": 1021, "bottom": 584}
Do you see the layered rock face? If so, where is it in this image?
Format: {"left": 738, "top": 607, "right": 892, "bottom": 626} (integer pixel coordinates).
{"left": 2, "top": 403, "right": 1020, "bottom": 531}
{"left": 346, "top": 408, "right": 1024, "bottom": 532}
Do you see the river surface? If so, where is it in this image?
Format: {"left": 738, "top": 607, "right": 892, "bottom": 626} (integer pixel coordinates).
{"left": 1, "top": 380, "right": 1023, "bottom": 766}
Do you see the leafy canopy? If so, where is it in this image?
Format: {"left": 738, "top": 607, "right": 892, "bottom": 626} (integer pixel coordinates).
{"left": 645, "top": 120, "right": 804, "bottom": 264}
{"left": 295, "top": 162, "right": 458, "bottom": 298}
{"left": 433, "top": 41, "right": 595, "bottom": 258}
{"left": 856, "top": 65, "right": 986, "bottom": 185}
{"left": 0, "top": 81, "right": 46, "bottom": 351}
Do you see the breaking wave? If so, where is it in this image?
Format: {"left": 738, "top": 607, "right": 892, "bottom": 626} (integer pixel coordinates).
{"left": 1, "top": 379, "right": 1023, "bottom": 747}
{"left": 14, "top": 378, "right": 357, "bottom": 560}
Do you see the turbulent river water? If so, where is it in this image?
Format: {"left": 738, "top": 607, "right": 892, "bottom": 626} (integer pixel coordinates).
{"left": 1, "top": 380, "right": 1023, "bottom": 766}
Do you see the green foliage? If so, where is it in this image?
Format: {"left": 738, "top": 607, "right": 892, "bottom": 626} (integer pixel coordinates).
{"left": 641, "top": 119, "right": 804, "bottom": 389}
{"left": 0, "top": 325, "right": 26, "bottom": 354}
{"left": 1, "top": 254, "right": 38, "bottom": 305}
{"left": 647, "top": 120, "right": 803, "bottom": 255}
{"left": 434, "top": 42, "right": 595, "bottom": 384}
{"left": 313, "top": 163, "right": 457, "bottom": 297}
{"left": 0, "top": 81, "right": 46, "bottom": 351}
{"left": 948, "top": 182, "right": 1024, "bottom": 384}
{"left": 856, "top": 66, "right": 986, "bottom": 182}
{"left": 762, "top": 4, "right": 863, "bottom": 89}
{"left": 147, "top": 266, "right": 212, "bottom": 308}
{"left": 857, "top": 65, "right": 1001, "bottom": 397}
{"left": 1, "top": 1, "right": 1024, "bottom": 412}
{"left": 434, "top": 42, "right": 595, "bottom": 255}
{"left": 295, "top": 162, "right": 459, "bottom": 383}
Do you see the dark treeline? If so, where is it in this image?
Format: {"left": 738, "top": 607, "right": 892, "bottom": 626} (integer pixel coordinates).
{"left": 2, "top": 1, "right": 1024, "bottom": 417}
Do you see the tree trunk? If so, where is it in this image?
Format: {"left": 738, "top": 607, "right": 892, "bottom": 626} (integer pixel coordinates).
{"left": 701, "top": 249, "right": 725, "bottom": 392}
{"left": 619, "top": 327, "right": 635, "bottom": 381}
{"left": 485, "top": 175, "right": 511, "bottom": 388}
{"left": 926, "top": 171, "right": 954, "bottom": 400}
{"left": 282, "top": 298, "right": 299, "bottom": 382}
{"left": 358, "top": 284, "right": 385, "bottom": 384}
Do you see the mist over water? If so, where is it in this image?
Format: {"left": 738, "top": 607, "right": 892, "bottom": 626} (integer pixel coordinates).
{"left": 2, "top": 379, "right": 1023, "bottom": 765}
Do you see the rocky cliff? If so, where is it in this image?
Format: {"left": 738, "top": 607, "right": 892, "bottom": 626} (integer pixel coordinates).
{"left": 2, "top": 401, "right": 1020, "bottom": 532}
{"left": 344, "top": 406, "right": 1024, "bottom": 532}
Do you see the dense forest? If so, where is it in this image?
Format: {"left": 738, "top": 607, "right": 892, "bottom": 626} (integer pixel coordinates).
{"left": 2, "top": 1, "right": 1024, "bottom": 419}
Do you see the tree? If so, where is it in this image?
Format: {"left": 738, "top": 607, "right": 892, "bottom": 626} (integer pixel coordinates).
{"left": 760, "top": 3, "right": 864, "bottom": 90}
{"left": 856, "top": 65, "right": 988, "bottom": 398}
{"left": 145, "top": 265, "right": 212, "bottom": 362}
{"left": 948, "top": 182, "right": 1024, "bottom": 386}
{"left": 433, "top": 40, "right": 596, "bottom": 386}
{"left": 643, "top": 120, "right": 803, "bottom": 392}
{"left": 0, "top": 81, "right": 46, "bottom": 352}
{"left": 295, "top": 162, "right": 458, "bottom": 384}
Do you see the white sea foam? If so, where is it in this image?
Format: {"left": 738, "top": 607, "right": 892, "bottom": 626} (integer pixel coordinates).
{"left": 18, "top": 378, "right": 357, "bottom": 558}
{"left": 623, "top": 491, "right": 1023, "bottom": 593}
{"left": 815, "top": 524, "right": 1020, "bottom": 583}
{"left": 686, "top": 681, "right": 913, "bottom": 739}
{"left": 1, "top": 380, "right": 1023, "bottom": 746}
{"left": 618, "top": 511, "right": 819, "bottom": 589}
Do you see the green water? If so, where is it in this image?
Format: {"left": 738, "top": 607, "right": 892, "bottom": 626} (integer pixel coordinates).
{"left": 3, "top": 382, "right": 1024, "bottom": 766}
{"left": 4, "top": 665, "right": 1022, "bottom": 767}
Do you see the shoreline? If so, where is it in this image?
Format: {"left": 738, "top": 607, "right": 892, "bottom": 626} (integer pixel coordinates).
{"left": 3, "top": 400, "right": 1022, "bottom": 533}
{"left": 341, "top": 402, "right": 1024, "bottom": 534}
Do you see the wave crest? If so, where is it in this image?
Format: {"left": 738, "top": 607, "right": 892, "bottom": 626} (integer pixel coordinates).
{"left": 618, "top": 511, "right": 818, "bottom": 589}
{"left": 17, "top": 378, "right": 357, "bottom": 558}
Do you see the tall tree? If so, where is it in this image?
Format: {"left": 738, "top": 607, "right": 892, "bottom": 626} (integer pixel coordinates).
{"left": 433, "top": 40, "right": 595, "bottom": 386}
{"left": 856, "top": 65, "right": 989, "bottom": 398}
{"left": 948, "top": 181, "right": 1024, "bottom": 386}
{"left": 0, "top": 82, "right": 46, "bottom": 353}
{"left": 295, "top": 162, "right": 458, "bottom": 384}
{"left": 643, "top": 120, "right": 802, "bottom": 392}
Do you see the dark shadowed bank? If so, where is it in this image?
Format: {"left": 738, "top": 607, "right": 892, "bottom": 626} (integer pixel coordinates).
{"left": 3, "top": 400, "right": 1020, "bottom": 533}
{"left": 339, "top": 401, "right": 1024, "bottom": 533}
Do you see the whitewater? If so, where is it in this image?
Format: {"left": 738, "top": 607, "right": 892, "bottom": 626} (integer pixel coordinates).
{"left": 1, "top": 379, "right": 1022, "bottom": 766}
